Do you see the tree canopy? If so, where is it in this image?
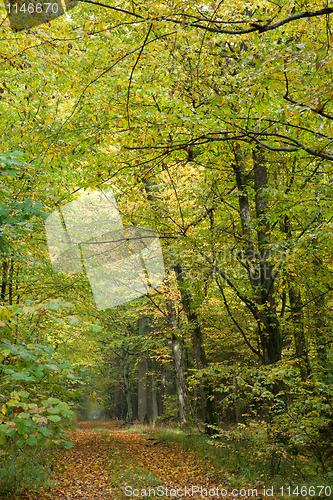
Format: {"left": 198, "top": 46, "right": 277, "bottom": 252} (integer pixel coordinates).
{"left": 1, "top": 0, "right": 333, "bottom": 494}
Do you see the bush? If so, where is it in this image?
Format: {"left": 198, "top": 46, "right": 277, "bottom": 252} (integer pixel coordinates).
{"left": 0, "top": 448, "right": 54, "bottom": 498}
{"left": 0, "top": 310, "right": 82, "bottom": 497}
{"left": 0, "top": 340, "right": 75, "bottom": 451}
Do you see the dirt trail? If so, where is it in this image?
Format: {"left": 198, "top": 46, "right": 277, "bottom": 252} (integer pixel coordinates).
{"left": 23, "top": 423, "right": 113, "bottom": 500}
{"left": 22, "top": 421, "right": 259, "bottom": 500}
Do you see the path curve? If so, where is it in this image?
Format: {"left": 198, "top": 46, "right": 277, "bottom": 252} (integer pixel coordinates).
{"left": 21, "top": 421, "right": 261, "bottom": 500}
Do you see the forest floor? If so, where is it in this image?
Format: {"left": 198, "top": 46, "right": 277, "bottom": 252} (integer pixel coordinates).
{"left": 20, "top": 421, "right": 275, "bottom": 500}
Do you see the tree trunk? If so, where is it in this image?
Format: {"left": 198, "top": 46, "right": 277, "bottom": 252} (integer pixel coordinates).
{"left": 289, "top": 287, "right": 311, "bottom": 379}
{"left": 121, "top": 343, "right": 133, "bottom": 422}
{"left": 233, "top": 145, "right": 282, "bottom": 365}
{"left": 138, "top": 357, "right": 148, "bottom": 423}
{"left": 165, "top": 286, "right": 188, "bottom": 428}
{"left": 145, "top": 358, "right": 159, "bottom": 423}
{"left": 312, "top": 255, "right": 328, "bottom": 366}
{"left": 253, "top": 146, "right": 282, "bottom": 365}
{"left": 171, "top": 334, "right": 188, "bottom": 427}
{"left": 140, "top": 172, "right": 197, "bottom": 428}
{"left": 280, "top": 211, "right": 310, "bottom": 379}
{"left": 1, "top": 258, "right": 8, "bottom": 303}
{"left": 138, "top": 317, "right": 149, "bottom": 423}
{"left": 173, "top": 263, "right": 218, "bottom": 433}
{"left": 8, "top": 259, "right": 14, "bottom": 306}
{"left": 159, "top": 366, "right": 166, "bottom": 416}
{"left": 114, "top": 355, "right": 122, "bottom": 419}
{"left": 233, "top": 373, "right": 240, "bottom": 423}
{"left": 232, "top": 144, "right": 256, "bottom": 269}
{"left": 150, "top": 358, "right": 159, "bottom": 423}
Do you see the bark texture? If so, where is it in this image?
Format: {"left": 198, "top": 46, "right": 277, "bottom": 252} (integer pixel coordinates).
{"left": 121, "top": 343, "right": 133, "bottom": 422}
{"left": 232, "top": 145, "right": 282, "bottom": 365}
{"left": 174, "top": 263, "right": 218, "bottom": 433}
{"left": 165, "top": 286, "right": 188, "bottom": 428}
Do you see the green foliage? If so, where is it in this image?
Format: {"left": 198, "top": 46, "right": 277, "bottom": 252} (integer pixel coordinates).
{"left": 0, "top": 338, "right": 76, "bottom": 451}
{"left": 1, "top": 0, "right": 333, "bottom": 494}
{"left": 0, "top": 151, "right": 24, "bottom": 178}
{"left": 208, "top": 361, "right": 333, "bottom": 482}
{"left": 0, "top": 312, "right": 81, "bottom": 496}
{"left": 269, "top": 380, "right": 333, "bottom": 475}
{"left": 0, "top": 150, "right": 47, "bottom": 254}
{"left": 0, "top": 302, "right": 82, "bottom": 493}
{"left": 154, "top": 418, "right": 333, "bottom": 491}
{"left": 0, "top": 447, "right": 55, "bottom": 498}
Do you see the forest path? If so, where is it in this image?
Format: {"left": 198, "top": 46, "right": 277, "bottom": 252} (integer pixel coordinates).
{"left": 23, "top": 421, "right": 259, "bottom": 500}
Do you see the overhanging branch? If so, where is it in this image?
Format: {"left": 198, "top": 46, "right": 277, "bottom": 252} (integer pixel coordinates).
{"left": 76, "top": 2, "right": 333, "bottom": 35}
{"left": 216, "top": 277, "right": 260, "bottom": 357}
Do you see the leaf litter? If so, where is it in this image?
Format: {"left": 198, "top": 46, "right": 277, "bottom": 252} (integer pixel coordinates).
{"left": 18, "top": 421, "right": 265, "bottom": 500}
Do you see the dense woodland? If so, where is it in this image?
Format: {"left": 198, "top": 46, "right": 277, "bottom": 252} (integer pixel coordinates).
{"left": 1, "top": 0, "right": 333, "bottom": 495}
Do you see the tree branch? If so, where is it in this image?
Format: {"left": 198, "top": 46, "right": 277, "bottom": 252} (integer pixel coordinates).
{"left": 216, "top": 277, "right": 260, "bottom": 357}
{"left": 162, "top": 7, "right": 333, "bottom": 35}
{"left": 284, "top": 71, "right": 333, "bottom": 121}
{"left": 77, "top": 0, "right": 144, "bottom": 19}
{"left": 126, "top": 23, "right": 152, "bottom": 128}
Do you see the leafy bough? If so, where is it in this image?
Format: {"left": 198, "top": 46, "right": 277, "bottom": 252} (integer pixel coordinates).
{"left": 0, "top": 338, "right": 79, "bottom": 451}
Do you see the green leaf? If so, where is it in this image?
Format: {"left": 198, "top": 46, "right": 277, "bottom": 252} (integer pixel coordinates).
{"left": 11, "top": 372, "right": 33, "bottom": 381}
{"left": 45, "top": 364, "right": 59, "bottom": 371}
{"left": 17, "top": 412, "right": 30, "bottom": 419}
{"left": 26, "top": 435, "right": 38, "bottom": 445}
{"left": 47, "top": 415, "right": 61, "bottom": 422}
{"left": 62, "top": 440, "right": 74, "bottom": 449}
{"left": 90, "top": 324, "right": 103, "bottom": 333}
{"left": 38, "top": 427, "right": 52, "bottom": 437}
{"left": 46, "top": 406, "right": 61, "bottom": 414}
{"left": 68, "top": 316, "right": 79, "bottom": 325}
{"left": 18, "top": 390, "right": 29, "bottom": 398}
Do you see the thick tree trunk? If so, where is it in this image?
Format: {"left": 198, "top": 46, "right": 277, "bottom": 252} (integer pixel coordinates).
{"left": 231, "top": 145, "right": 282, "bottom": 366}
{"left": 233, "top": 145, "right": 256, "bottom": 270}
{"left": 171, "top": 334, "right": 188, "bottom": 427}
{"left": 150, "top": 358, "right": 159, "bottom": 423}
{"left": 253, "top": 146, "right": 282, "bottom": 365}
{"left": 138, "top": 317, "right": 149, "bottom": 423}
{"left": 159, "top": 366, "right": 166, "bottom": 416}
{"left": 289, "top": 288, "right": 311, "bottom": 379}
{"left": 8, "top": 259, "right": 14, "bottom": 306}
{"left": 1, "top": 258, "right": 8, "bottom": 303}
{"left": 121, "top": 343, "right": 133, "bottom": 422}
{"left": 114, "top": 356, "right": 122, "bottom": 419}
{"left": 280, "top": 212, "right": 310, "bottom": 379}
{"left": 138, "top": 357, "right": 148, "bottom": 423}
{"left": 174, "top": 263, "right": 218, "bottom": 433}
{"left": 233, "top": 373, "right": 240, "bottom": 424}
{"left": 165, "top": 287, "right": 188, "bottom": 428}
{"left": 313, "top": 255, "right": 328, "bottom": 366}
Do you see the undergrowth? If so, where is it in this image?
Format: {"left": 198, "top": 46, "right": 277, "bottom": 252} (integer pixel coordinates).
{"left": 0, "top": 448, "right": 56, "bottom": 499}
{"left": 134, "top": 421, "right": 333, "bottom": 497}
